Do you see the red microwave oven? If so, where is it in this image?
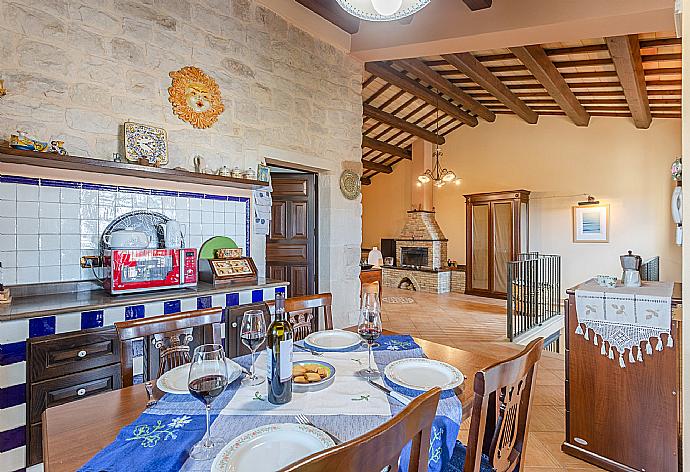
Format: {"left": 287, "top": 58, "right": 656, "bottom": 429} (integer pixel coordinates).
{"left": 104, "top": 248, "right": 198, "bottom": 295}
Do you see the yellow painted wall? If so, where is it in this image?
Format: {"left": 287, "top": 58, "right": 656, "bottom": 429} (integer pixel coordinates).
{"left": 362, "top": 115, "right": 682, "bottom": 289}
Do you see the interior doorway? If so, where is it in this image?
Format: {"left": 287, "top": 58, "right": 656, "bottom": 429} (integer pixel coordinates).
{"left": 266, "top": 165, "right": 318, "bottom": 297}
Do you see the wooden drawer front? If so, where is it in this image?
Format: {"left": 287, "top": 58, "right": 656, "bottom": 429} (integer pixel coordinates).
{"left": 29, "top": 364, "right": 122, "bottom": 424}
{"left": 29, "top": 327, "right": 120, "bottom": 382}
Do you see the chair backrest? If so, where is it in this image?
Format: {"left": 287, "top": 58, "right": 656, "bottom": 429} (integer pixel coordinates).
{"left": 280, "top": 387, "right": 442, "bottom": 472}
{"left": 114, "top": 307, "right": 223, "bottom": 387}
{"left": 226, "top": 302, "right": 271, "bottom": 357}
{"left": 266, "top": 293, "right": 334, "bottom": 341}
{"left": 464, "top": 338, "right": 544, "bottom": 472}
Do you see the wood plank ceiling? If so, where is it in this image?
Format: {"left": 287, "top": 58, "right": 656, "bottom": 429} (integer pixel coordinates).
{"left": 361, "top": 32, "right": 681, "bottom": 184}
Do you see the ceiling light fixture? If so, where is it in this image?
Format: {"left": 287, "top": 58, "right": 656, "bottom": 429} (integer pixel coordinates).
{"left": 335, "top": 0, "right": 429, "bottom": 21}
{"left": 418, "top": 89, "right": 461, "bottom": 188}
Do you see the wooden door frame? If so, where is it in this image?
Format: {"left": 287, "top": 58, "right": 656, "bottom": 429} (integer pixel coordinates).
{"left": 266, "top": 166, "right": 319, "bottom": 295}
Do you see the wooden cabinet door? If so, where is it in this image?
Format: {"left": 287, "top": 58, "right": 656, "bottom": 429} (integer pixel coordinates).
{"left": 266, "top": 174, "right": 317, "bottom": 297}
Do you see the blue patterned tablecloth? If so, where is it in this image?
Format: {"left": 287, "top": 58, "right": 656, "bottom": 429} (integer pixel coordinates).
{"left": 79, "top": 335, "right": 461, "bottom": 472}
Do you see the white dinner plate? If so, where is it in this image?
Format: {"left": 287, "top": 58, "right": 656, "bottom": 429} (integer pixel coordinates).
{"left": 211, "top": 423, "right": 335, "bottom": 472}
{"left": 156, "top": 359, "right": 242, "bottom": 394}
{"left": 384, "top": 358, "right": 464, "bottom": 392}
{"left": 304, "top": 329, "right": 362, "bottom": 351}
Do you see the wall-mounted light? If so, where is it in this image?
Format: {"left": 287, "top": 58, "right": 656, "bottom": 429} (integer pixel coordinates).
{"left": 577, "top": 195, "right": 600, "bottom": 206}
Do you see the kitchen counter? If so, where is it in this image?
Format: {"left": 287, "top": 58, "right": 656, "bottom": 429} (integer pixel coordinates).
{"left": 0, "top": 279, "right": 288, "bottom": 320}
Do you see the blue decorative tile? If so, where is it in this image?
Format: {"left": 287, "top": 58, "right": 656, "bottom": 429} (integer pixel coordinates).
{"left": 197, "top": 296, "right": 212, "bottom": 309}
{"left": 82, "top": 183, "right": 117, "bottom": 191}
{"left": 0, "top": 425, "right": 25, "bottom": 452}
{"left": 125, "top": 304, "right": 145, "bottom": 320}
{"left": 204, "top": 194, "right": 227, "bottom": 200}
{"left": 275, "top": 286, "right": 286, "bottom": 296}
{"left": 0, "top": 341, "right": 26, "bottom": 365}
{"left": 40, "top": 178, "right": 80, "bottom": 188}
{"left": 0, "top": 383, "right": 26, "bottom": 409}
{"left": 29, "top": 316, "right": 56, "bottom": 337}
{"left": 151, "top": 189, "right": 178, "bottom": 196}
{"left": 81, "top": 310, "right": 104, "bottom": 329}
{"left": 252, "top": 289, "right": 263, "bottom": 303}
{"left": 226, "top": 293, "right": 240, "bottom": 307}
{"left": 179, "top": 191, "right": 204, "bottom": 199}
{"left": 0, "top": 175, "right": 39, "bottom": 185}
{"left": 164, "top": 300, "right": 181, "bottom": 314}
{"left": 118, "top": 186, "right": 150, "bottom": 195}
{"left": 132, "top": 339, "right": 144, "bottom": 357}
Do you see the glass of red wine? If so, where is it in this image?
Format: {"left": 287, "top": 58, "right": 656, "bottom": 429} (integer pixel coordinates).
{"left": 357, "top": 292, "right": 382, "bottom": 379}
{"left": 187, "top": 344, "right": 228, "bottom": 460}
{"left": 240, "top": 310, "right": 267, "bottom": 386}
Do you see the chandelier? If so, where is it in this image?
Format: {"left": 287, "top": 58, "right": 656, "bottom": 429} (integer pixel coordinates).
{"left": 417, "top": 92, "right": 461, "bottom": 188}
{"left": 335, "top": 0, "right": 430, "bottom": 21}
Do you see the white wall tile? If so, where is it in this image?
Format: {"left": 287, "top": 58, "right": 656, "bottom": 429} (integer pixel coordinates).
{"left": 81, "top": 234, "right": 99, "bottom": 249}
{"left": 60, "top": 249, "right": 81, "bottom": 265}
{"left": 39, "top": 202, "right": 60, "bottom": 218}
{"left": 16, "top": 266, "right": 39, "bottom": 283}
{"left": 39, "top": 218, "right": 60, "bottom": 234}
{"left": 0, "top": 200, "right": 16, "bottom": 217}
{"left": 99, "top": 191, "right": 116, "bottom": 206}
{"left": 17, "top": 251, "right": 39, "bottom": 267}
{"left": 40, "top": 186, "right": 61, "bottom": 202}
{"left": 17, "top": 184, "right": 38, "bottom": 201}
{"left": 175, "top": 197, "right": 189, "bottom": 210}
{"left": 239, "top": 291, "right": 252, "bottom": 304}
{"left": 60, "top": 264, "right": 81, "bottom": 280}
{"left": 189, "top": 198, "right": 201, "bottom": 211}
{"left": 201, "top": 199, "right": 213, "bottom": 212}
{"left": 60, "top": 219, "right": 79, "bottom": 234}
{"left": 148, "top": 195, "right": 162, "bottom": 209}
{"left": 98, "top": 206, "right": 115, "bottom": 221}
{"left": 61, "top": 203, "right": 79, "bottom": 219}
{"left": 0, "top": 361, "right": 26, "bottom": 388}
{"left": 80, "top": 220, "right": 98, "bottom": 235}
{"left": 39, "top": 234, "right": 60, "bottom": 250}
{"left": 162, "top": 196, "right": 176, "bottom": 210}
{"left": 189, "top": 211, "right": 201, "bottom": 224}
{"left": 213, "top": 200, "right": 225, "bottom": 213}
{"left": 61, "top": 234, "right": 81, "bottom": 250}
{"left": 213, "top": 212, "right": 224, "bottom": 224}
{"left": 2, "top": 267, "right": 16, "bottom": 284}
{"left": 60, "top": 187, "right": 80, "bottom": 204}
{"left": 0, "top": 251, "right": 17, "bottom": 267}
{"left": 0, "top": 183, "right": 16, "bottom": 201}
{"left": 16, "top": 218, "right": 38, "bottom": 235}
{"left": 103, "top": 307, "right": 124, "bottom": 326}
{"left": 55, "top": 312, "right": 82, "bottom": 333}
{"left": 0, "top": 217, "right": 17, "bottom": 234}
{"left": 17, "top": 234, "right": 38, "bottom": 250}
{"left": 180, "top": 297, "right": 197, "bottom": 311}
{"left": 39, "top": 250, "right": 60, "bottom": 266}
{"left": 40, "top": 265, "right": 62, "bottom": 282}
{"left": 80, "top": 204, "right": 98, "bottom": 219}
{"left": 213, "top": 223, "right": 224, "bottom": 235}
{"left": 116, "top": 192, "right": 132, "bottom": 207}
{"left": 0, "top": 444, "right": 26, "bottom": 472}
{"left": 17, "top": 201, "right": 39, "bottom": 218}
{"left": 132, "top": 193, "right": 147, "bottom": 208}
{"left": 81, "top": 189, "right": 98, "bottom": 205}
{"left": 0, "top": 235, "right": 17, "bottom": 251}
{"left": 202, "top": 212, "right": 214, "bottom": 224}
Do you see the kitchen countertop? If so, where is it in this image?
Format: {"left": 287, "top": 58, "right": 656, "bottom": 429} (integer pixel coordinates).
{"left": 0, "top": 279, "right": 288, "bottom": 320}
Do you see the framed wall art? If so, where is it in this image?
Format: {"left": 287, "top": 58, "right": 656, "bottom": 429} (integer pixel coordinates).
{"left": 168, "top": 66, "right": 224, "bottom": 129}
{"left": 572, "top": 204, "right": 609, "bottom": 243}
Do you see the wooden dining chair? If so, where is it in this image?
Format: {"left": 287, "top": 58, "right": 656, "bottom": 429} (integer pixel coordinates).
{"left": 266, "top": 293, "right": 334, "bottom": 341}
{"left": 114, "top": 307, "right": 224, "bottom": 387}
{"left": 280, "top": 387, "right": 442, "bottom": 472}
{"left": 226, "top": 301, "right": 271, "bottom": 357}
{"left": 448, "top": 338, "right": 544, "bottom": 472}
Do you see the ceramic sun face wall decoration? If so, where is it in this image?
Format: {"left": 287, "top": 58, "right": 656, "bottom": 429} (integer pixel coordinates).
{"left": 168, "top": 66, "right": 224, "bottom": 129}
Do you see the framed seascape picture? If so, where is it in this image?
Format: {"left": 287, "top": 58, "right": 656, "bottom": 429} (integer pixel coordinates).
{"left": 572, "top": 204, "right": 609, "bottom": 243}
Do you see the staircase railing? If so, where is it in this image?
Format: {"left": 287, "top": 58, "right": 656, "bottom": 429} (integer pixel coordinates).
{"left": 507, "top": 253, "right": 561, "bottom": 341}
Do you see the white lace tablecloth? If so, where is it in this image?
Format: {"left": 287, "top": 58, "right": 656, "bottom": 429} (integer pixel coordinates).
{"left": 574, "top": 279, "right": 673, "bottom": 367}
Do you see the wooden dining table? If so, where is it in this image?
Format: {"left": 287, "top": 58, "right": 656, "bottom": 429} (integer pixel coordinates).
{"left": 42, "top": 332, "right": 499, "bottom": 472}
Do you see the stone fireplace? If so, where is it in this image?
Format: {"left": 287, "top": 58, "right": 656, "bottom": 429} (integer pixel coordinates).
{"left": 383, "top": 210, "right": 455, "bottom": 294}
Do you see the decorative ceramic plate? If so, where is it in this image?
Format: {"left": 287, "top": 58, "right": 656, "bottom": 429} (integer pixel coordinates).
{"left": 211, "top": 423, "right": 334, "bottom": 472}
{"left": 304, "top": 329, "right": 362, "bottom": 351}
{"left": 124, "top": 121, "right": 169, "bottom": 165}
{"left": 292, "top": 360, "right": 336, "bottom": 393}
{"left": 156, "top": 359, "right": 242, "bottom": 394}
{"left": 339, "top": 169, "right": 361, "bottom": 200}
{"left": 101, "top": 210, "right": 169, "bottom": 252}
{"left": 384, "top": 358, "right": 464, "bottom": 392}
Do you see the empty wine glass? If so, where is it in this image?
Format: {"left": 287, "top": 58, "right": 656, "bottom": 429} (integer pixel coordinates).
{"left": 357, "top": 292, "right": 382, "bottom": 379}
{"left": 240, "top": 310, "right": 267, "bottom": 386}
{"left": 188, "top": 344, "right": 228, "bottom": 460}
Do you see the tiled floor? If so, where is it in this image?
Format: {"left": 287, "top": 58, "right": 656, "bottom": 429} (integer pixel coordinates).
{"left": 380, "top": 287, "right": 604, "bottom": 471}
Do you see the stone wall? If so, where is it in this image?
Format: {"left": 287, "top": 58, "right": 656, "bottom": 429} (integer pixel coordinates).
{"left": 0, "top": 0, "right": 363, "bottom": 326}
{"left": 382, "top": 267, "right": 451, "bottom": 294}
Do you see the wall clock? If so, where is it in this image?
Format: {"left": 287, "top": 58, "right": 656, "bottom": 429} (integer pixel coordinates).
{"left": 168, "top": 66, "right": 224, "bottom": 129}
{"left": 123, "top": 122, "right": 169, "bottom": 167}
{"left": 339, "top": 169, "right": 361, "bottom": 200}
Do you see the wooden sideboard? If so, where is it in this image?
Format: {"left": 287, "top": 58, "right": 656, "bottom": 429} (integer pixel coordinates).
{"left": 562, "top": 282, "right": 682, "bottom": 472}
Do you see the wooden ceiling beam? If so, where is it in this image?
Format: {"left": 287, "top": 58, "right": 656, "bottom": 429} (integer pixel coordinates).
{"left": 362, "top": 135, "right": 412, "bottom": 160}
{"left": 294, "top": 0, "right": 360, "bottom": 33}
{"left": 605, "top": 35, "right": 651, "bottom": 129}
{"left": 363, "top": 104, "right": 446, "bottom": 144}
{"left": 365, "top": 62, "right": 479, "bottom": 126}
{"left": 442, "top": 52, "right": 538, "bottom": 124}
{"left": 395, "top": 58, "right": 496, "bottom": 122}
{"left": 362, "top": 159, "right": 393, "bottom": 174}
{"left": 462, "top": 0, "right": 492, "bottom": 10}
{"left": 510, "top": 45, "right": 590, "bottom": 126}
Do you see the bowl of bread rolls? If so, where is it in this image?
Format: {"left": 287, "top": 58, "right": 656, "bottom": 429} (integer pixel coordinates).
{"left": 292, "top": 360, "right": 336, "bottom": 392}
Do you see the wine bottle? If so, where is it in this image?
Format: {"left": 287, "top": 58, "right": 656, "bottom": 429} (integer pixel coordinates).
{"left": 267, "top": 292, "right": 293, "bottom": 404}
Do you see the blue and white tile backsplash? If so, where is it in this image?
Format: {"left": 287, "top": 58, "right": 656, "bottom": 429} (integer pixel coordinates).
{"left": 0, "top": 175, "right": 250, "bottom": 285}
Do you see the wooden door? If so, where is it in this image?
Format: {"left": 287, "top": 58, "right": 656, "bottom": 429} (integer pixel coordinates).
{"left": 266, "top": 173, "right": 317, "bottom": 297}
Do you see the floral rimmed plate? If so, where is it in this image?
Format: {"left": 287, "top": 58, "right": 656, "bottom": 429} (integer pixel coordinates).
{"left": 157, "top": 359, "right": 242, "bottom": 394}
{"left": 210, "top": 423, "right": 335, "bottom": 472}
{"left": 304, "top": 329, "right": 362, "bottom": 351}
{"left": 384, "top": 358, "right": 464, "bottom": 392}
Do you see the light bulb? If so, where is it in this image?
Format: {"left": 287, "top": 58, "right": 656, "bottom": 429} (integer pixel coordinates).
{"left": 418, "top": 174, "right": 430, "bottom": 183}
{"left": 442, "top": 171, "right": 456, "bottom": 182}
{"left": 371, "top": 0, "right": 403, "bottom": 16}
{"left": 454, "top": 178, "right": 462, "bottom": 186}
{"left": 416, "top": 181, "right": 422, "bottom": 187}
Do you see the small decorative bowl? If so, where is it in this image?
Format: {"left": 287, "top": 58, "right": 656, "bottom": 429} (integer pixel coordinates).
{"left": 596, "top": 275, "right": 617, "bottom": 288}
{"left": 292, "top": 360, "right": 336, "bottom": 393}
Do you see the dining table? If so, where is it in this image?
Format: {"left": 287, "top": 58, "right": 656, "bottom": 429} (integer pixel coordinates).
{"left": 42, "top": 330, "right": 500, "bottom": 472}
